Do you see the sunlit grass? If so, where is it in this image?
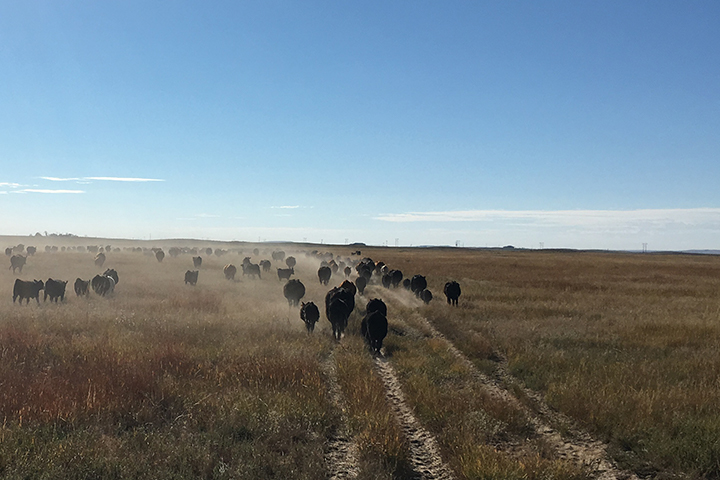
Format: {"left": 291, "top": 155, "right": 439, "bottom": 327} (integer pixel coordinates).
{"left": 3, "top": 242, "right": 719, "bottom": 478}
{"left": 373, "top": 247, "right": 720, "bottom": 478}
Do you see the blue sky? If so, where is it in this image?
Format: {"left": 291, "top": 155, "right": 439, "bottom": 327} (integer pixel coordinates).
{"left": 1, "top": 1, "right": 719, "bottom": 249}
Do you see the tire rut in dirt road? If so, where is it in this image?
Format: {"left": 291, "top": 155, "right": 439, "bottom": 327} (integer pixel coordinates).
{"left": 416, "top": 315, "right": 637, "bottom": 480}
{"left": 322, "top": 351, "right": 360, "bottom": 480}
{"left": 373, "top": 357, "right": 456, "bottom": 480}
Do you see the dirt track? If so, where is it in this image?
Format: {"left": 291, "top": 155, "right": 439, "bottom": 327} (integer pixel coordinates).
{"left": 373, "top": 357, "right": 456, "bottom": 480}
{"left": 415, "top": 313, "right": 638, "bottom": 480}
{"left": 322, "top": 351, "right": 360, "bottom": 480}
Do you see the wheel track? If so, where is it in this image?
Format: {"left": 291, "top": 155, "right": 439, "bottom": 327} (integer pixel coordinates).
{"left": 373, "top": 356, "right": 456, "bottom": 480}
{"left": 415, "top": 313, "right": 637, "bottom": 480}
{"left": 322, "top": 350, "right": 360, "bottom": 480}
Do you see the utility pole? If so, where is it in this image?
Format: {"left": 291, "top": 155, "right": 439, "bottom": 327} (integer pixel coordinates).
{"left": 642, "top": 243, "right": 648, "bottom": 253}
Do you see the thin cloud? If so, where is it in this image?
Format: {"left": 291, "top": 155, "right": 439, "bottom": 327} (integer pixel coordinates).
{"left": 40, "top": 177, "right": 81, "bottom": 182}
{"left": 85, "top": 176, "right": 164, "bottom": 182}
{"left": 0, "top": 182, "right": 21, "bottom": 188}
{"left": 17, "top": 189, "right": 85, "bottom": 194}
{"left": 375, "top": 208, "right": 720, "bottom": 228}
{"left": 271, "top": 205, "right": 300, "bottom": 209}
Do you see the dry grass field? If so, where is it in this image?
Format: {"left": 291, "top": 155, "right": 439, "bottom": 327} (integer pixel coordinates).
{"left": 1, "top": 237, "right": 718, "bottom": 479}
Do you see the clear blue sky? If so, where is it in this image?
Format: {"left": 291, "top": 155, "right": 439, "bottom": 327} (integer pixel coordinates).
{"left": 1, "top": 1, "right": 719, "bottom": 249}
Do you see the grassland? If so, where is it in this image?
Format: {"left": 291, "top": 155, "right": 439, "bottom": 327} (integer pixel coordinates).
{"left": 1, "top": 238, "right": 718, "bottom": 479}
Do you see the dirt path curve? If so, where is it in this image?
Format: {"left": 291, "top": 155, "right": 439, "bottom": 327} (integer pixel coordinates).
{"left": 417, "top": 315, "right": 637, "bottom": 480}
{"left": 322, "top": 351, "right": 360, "bottom": 480}
{"left": 373, "top": 356, "right": 456, "bottom": 480}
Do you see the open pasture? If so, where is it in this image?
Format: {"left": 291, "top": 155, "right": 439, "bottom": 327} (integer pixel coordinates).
{"left": 1, "top": 239, "right": 719, "bottom": 479}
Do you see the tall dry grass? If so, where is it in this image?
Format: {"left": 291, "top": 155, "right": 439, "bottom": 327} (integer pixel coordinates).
{"left": 371, "top": 247, "right": 720, "bottom": 478}
{"left": 0, "top": 246, "right": 336, "bottom": 478}
{"left": 3, "top": 241, "right": 719, "bottom": 478}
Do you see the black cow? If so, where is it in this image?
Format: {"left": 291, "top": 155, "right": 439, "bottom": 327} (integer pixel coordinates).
{"left": 374, "top": 261, "right": 385, "bottom": 274}
{"left": 361, "top": 311, "right": 388, "bottom": 355}
{"left": 74, "top": 278, "right": 90, "bottom": 296}
{"left": 332, "top": 281, "right": 356, "bottom": 313}
{"left": 420, "top": 289, "right": 433, "bottom": 304}
{"left": 344, "top": 266, "right": 352, "bottom": 278}
{"left": 318, "top": 266, "right": 331, "bottom": 285}
{"left": 26, "top": 246, "right": 36, "bottom": 256}
{"left": 277, "top": 267, "right": 294, "bottom": 281}
{"left": 355, "top": 258, "right": 374, "bottom": 281}
{"left": 94, "top": 252, "right": 106, "bottom": 267}
{"left": 283, "top": 279, "right": 305, "bottom": 307}
{"left": 9, "top": 255, "right": 26, "bottom": 274}
{"left": 103, "top": 269, "right": 119, "bottom": 285}
{"left": 325, "top": 283, "right": 356, "bottom": 340}
{"left": 402, "top": 278, "right": 411, "bottom": 290}
{"left": 155, "top": 250, "right": 165, "bottom": 262}
{"left": 444, "top": 281, "right": 461, "bottom": 306}
{"left": 44, "top": 278, "right": 67, "bottom": 302}
{"left": 185, "top": 270, "right": 199, "bottom": 285}
{"left": 91, "top": 274, "right": 115, "bottom": 296}
{"left": 355, "top": 276, "right": 367, "bottom": 296}
{"left": 390, "top": 270, "right": 403, "bottom": 288}
{"left": 300, "top": 301, "right": 320, "bottom": 333}
{"left": 285, "top": 256, "right": 296, "bottom": 268}
{"left": 193, "top": 256, "right": 203, "bottom": 268}
{"left": 381, "top": 273, "right": 392, "bottom": 288}
{"left": 4, "top": 247, "right": 12, "bottom": 256}
{"left": 326, "top": 297, "right": 350, "bottom": 341}
{"left": 272, "top": 251, "right": 285, "bottom": 262}
{"left": 366, "top": 298, "right": 388, "bottom": 317}
{"left": 224, "top": 264, "right": 237, "bottom": 280}
{"left": 410, "top": 275, "right": 427, "bottom": 297}
{"left": 260, "top": 260, "right": 272, "bottom": 272}
{"left": 13, "top": 279, "right": 44, "bottom": 304}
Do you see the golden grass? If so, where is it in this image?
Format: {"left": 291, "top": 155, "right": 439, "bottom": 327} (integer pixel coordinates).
{"left": 370, "top": 247, "right": 720, "bottom": 478}
{"left": 3, "top": 241, "right": 719, "bottom": 478}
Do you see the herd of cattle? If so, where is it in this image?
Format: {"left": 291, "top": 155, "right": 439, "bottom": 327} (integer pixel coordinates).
{"left": 7, "top": 245, "right": 461, "bottom": 354}
{"left": 12, "top": 268, "right": 119, "bottom": 304}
